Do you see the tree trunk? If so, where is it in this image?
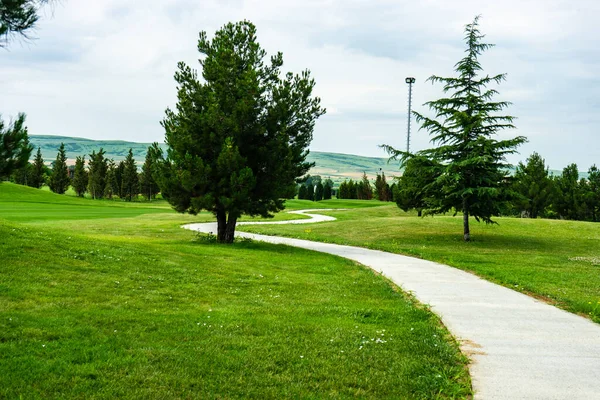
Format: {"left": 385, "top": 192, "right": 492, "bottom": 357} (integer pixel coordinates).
{"left": 417, "top": 209, "right": 422, "bottom": 217}
{"left": 463, "top": 201, "right": 470, "bottom": 242}
{"left": 216, "top": 209, "right": 227, "bottom": 242}
{"left": 224, "top": 214, "right": 238, "bottom": 243}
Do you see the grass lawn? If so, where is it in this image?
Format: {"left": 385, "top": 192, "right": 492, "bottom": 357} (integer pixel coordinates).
{"left": 0, "top": 183, "right": 471, "bottom": 399}
{"left": 239, "top": 203, "right": 600, "bottom": 323}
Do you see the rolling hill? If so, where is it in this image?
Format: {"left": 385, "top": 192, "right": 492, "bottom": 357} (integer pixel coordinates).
{"left": 28, "top": 135, "right": 402, "bottom": 183}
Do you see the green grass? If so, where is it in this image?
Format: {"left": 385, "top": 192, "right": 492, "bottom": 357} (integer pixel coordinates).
{"left": 240, "top": 204, "right": 600, "bottom": 323}
{"left": 0, "top": 184, "right": 471, "bottom": 399}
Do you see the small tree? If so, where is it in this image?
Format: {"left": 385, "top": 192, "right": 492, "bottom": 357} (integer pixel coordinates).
{"left": 315, "top": 181, "right": 324, "bottom": 201}
{"left": 357, "top": 172, "right": 373, "bottom": 200}
{"left": 115, "top": 160, "right": 125, "bottom": 198}
{"left": 323, "top": 179, "right": 333, "bottom": 200}
{"left": 157, "top": 21, "right": 325, "bottom": 243}
{"left": 306, "top": 183, "right": 315, "bottom": 201}
{"left": 298, "top": 184, "right": 307, "bottom": 200}
{"left": 395, "top": 156, "right": 441, "bottom": 216}
{"left": 553, "top": 164, "right": 584, "bottom": 220}
{"left": 104, "top": 160, "right": 119, "bottom": 199}
{"left": 72, "top": 155, "right": 88, "bottom": 197}
{"left": 383, "top": 16, "right": 526, "bottom": 241}
{"left": 121, "top": 149, "right": 138, "bottom": 201}
{"left": 48, "top": 143, "right": 70, "bottom": 194}
{"left": 0, "top": 113, "right": 33, "bottom": 181}
{"left": 140, "top": 146, "right": 160, "bottom": 200}
{"left": 88, "top": 149, "right": 107, "bottom": 199}
{"left": 512, "top": 152, "right": 553, "bottom": 218}
{"left": 28, "top": 146, "right": 45, "bottom": 188}
{"left": 585, "top": 165, "right": 600, "bottom": 222}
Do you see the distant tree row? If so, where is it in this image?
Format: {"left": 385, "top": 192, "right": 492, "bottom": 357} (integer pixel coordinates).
{"left": 337, "top": 172, "right": 395, "bottom": 201}
{"left": 11, "top": 143, "right": 161, "bottom": 201}
{"left": 297, "top": 175, "right": 333, "bottom": 201}
{"left": 395, "top": 151, "right": 600, "bottom": 223}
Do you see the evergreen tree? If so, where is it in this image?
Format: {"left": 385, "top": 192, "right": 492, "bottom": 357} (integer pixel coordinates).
{"left": 88, "top": 148, "right": 107, "bottom": 199}
{"left": 0, "top": 0, "right": 54, "bottom": 47}
{"left": 553, "top": 164, "right": 583, "bottom": 220}
{"left": 512, "top": 152, "right": 553, "bottom": 218}
{"left": 585, "top": 165, "right": 600, "bottom": 222}
{"left": 140, "top": 147, "right": 160, "bottom": 200}
{"left": 29, "top": 146, "right": 45, "bottom": 188}
{"left": 390, "top": 183, "right": 397, "bottom": 202}
{"left": 323, "top": 179, "right": 333, "bottom": 200}
{"left": 48, "top": 142, "right": 69, "bottom": 194}
{"left": 11, "top": 162, "right": 31, "bottom": 185}
{"left": 0, "top": 113, "right": 32, "bottom": 181}
{"left": 116, "top": 160, "right": 125, "bottom": 198}
{"left": 306, "top": 183, "right": 315, "bottom": 201}
{"left": 347, "top": 179, "right": 357, "bottom": 199}
{"left": 298, "top": 184, "right": 307, "bottom": 200}
{"left": 357, "top": 172, "right": 373, "bottom": 200}
{"left": 72, "top": 155, "right": 88, "bottom": 197}
{"left": 383, "top": 16, "right": 526, "bottom": 241}
{"left": 395, "top": 156, "right": 441, "bottom": 216}
{"left": 156, "top": 21, "right": 325, "bottom": 243}
{"left": 121, "top": 148, "right": 138, "bottom": 201}
{"left": 103, "top": 159, "right": 119, "bottom": 199}
{"left": 315, "top": 181, "right": 324, "bottom": 201}
{"left": 375, "top": 171, "right": 390, "bottom": 201}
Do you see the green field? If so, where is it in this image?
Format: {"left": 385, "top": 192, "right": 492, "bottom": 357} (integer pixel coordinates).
{"left": 0, "top": 183, "right": 471, "bottom": 399}
{"left": 241, "top": 205, "right": 600, "bottom": 323}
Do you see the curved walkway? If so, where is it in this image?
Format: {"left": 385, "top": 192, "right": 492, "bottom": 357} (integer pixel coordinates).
{"left": 184, "top": 210, "right": 600, "bottom": 400}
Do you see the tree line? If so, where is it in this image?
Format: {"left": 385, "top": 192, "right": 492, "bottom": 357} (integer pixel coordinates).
{"left": 337, "top": 171, "right": 395, "bottom": 201}
{"left": 297, "top": 175, "right": 333, "bottom": 201}
{"left": 10, "top": 143, "right": 161, "bottom": 201}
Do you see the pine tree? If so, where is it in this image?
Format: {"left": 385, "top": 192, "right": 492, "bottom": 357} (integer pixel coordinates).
{"left": 323, "top": 179, "right": 333, "bottom": 200}
{"left": 87, "top": 149, "right": 107, "bottom": 199}
{"left": 298, "top": 184, "right": 307, "bottom": 200}
{"left": 395, "top": 156, "right": 440, "bottom": 216}
{"left": 121, "top": 148, "right": 138, "bottom": 201}
{"left": 358, "top": 172, "right": 373, "bottom": 200}
{"left": 140, "top": 147, "right": 160, "bottom": 200}
{"left": 383, "top": 16, "right": 526, "bottom": 241}
{"left": 104, "top": 159, "right": 118, "bottom": 199}
{"left": 72, "top": 155, "right": 88, "bottom": 197}
{"left": 315, "top": 181, "right": 324, "bottom": 201}
{"left": 306, "top": 183, "right": 315, "bottom": 201}
{"left": 553, "top": 164, "right": 583, "bottom": 220}
{"left": 585, "top": 165, "right": 600, "bottom": 222}
{"left": 512, "top": 152, "right": 553, "bottom": 218}
{"left": 116, "top": 160, "right": 125, "bottom": 198}
{"left": 0, "top": 113, "right": 33, "bottom": 181}
{"left": 29, "top": 146, "right": 45, "bottom": 188}
{"left": 48, "top": 143, "right": 69, "bottom": 194}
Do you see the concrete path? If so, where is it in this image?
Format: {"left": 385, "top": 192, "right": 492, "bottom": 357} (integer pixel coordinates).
{"left": 184, "top": 210, "right": 600, "bottom": 400}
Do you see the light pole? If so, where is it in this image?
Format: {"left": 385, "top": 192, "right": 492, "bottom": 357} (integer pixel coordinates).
{"left": 405, "top": 77, "right": 415, "bottom": 154}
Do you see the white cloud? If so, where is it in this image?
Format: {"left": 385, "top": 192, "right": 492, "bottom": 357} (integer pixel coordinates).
{"left": 1, "top": 0, "right": 599, "bottom": 170}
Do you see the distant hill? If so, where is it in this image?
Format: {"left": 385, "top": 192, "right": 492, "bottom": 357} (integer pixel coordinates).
{"left": 28, "top": 135, "right": 401, "bottom": 184}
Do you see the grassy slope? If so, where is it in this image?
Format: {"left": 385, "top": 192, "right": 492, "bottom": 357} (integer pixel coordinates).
{"left": 240, "top": 204, "right": 600, "bottom": 323}
{"left": 0, "top": 184, "right": 471, "bottom": 399}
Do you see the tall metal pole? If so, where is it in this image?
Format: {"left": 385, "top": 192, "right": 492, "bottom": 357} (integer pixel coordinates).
{"left": 405, "top": 77, "right": 415, "bottom": 154}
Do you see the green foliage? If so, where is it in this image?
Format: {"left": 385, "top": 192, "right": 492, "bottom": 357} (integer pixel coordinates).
{"left": 48, "top": 143, "right": 70, "bottom": 194}
{"left": 585, "top": 165, "right": 600, "bottom": 222}
{"left": 384, "top": 16, "right": 526, "bottom": 241}
{"left": 356, "top": 172, "right": 373, "bottom": 200}
{"left": 512, "top": 152, "right": 553, "bottom": 218}
{"left": 115, "top": 160, "right": 125, "bottom": 198}
{"left": 297, "top": 184, "right": 307, "bottom": 200}
{"left": 72, "top": 155, "right": 87, "bottom": 197}
{"left": 157, "top": 21, "right": 325, "bottom": 243}
{"left": 121, "top": 149, "right": 138, "bottom": 202}
{"left": 552, "top": 164, "right": 584, "bottom": 220}
{"left": 0, "top": 0, "right": 52, "bottom": 47}
{"left": 0, "top": 113, "right": 32, "bottom": 181}
{"left": 29, "top": 146, "right": 45, "bottom": 188}
{"left": 103, "top": 159, "right": 118, "bottom": 199}
{"left": 323, "top": 179, "right": 333, "bottom": 200}
{"left": 88, "top": 148, "right": 107, "bottom": 199}
{"left": 306, "top": 183, "right": 315, "bottom": 201}
{"left": 140, "top": 145, "right": 160, "bottom": 200}
{"left": 314, "top": 181, "right": 324, "bottom": 201}
{"left": 374, "top": 171, "right": 391, "bottom": 201}
{"left": 395, "top": 156, "right": 441, "bottom": 217}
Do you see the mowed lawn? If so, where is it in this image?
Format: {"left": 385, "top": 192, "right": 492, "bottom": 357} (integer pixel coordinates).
{"left": 240, "top": 204, "right": 600, "bottom": 323}
{"left": 0, "top": 184, "right": 471, "bottom": 399}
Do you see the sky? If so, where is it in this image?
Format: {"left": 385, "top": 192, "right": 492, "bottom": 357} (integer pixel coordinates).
{"left": 1, "top": 0, "right": 599, "bottom": 170}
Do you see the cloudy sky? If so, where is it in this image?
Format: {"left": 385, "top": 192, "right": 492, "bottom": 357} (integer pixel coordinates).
{"left": 1, "top": 0, "right": 599, "bottom": 170}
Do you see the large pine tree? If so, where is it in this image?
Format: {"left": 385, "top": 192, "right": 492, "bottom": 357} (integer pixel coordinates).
{"left": 29, "top": 146, "right": 45, "bottom": 188}
{"left": 49, "top": 142, "right": 69, "bottom": 194}
{"left": 0, "top": 113, "right": 32, "bottom": 181}
{"left": 385, "top": 16, "right": 526, "bottom": 241}
{"left": 88, "top": 149, "right": 107, "bottom": 199}
{"left": 140, "top": 146, "right": 160, "bottom": 201}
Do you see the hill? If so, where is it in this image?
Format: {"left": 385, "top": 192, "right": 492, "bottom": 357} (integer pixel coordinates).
{"left": 29, "top": 135, "right": 401, "bottom": 183}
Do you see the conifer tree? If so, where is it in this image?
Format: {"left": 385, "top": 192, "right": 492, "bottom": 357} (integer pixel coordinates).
{"left": 87, "top": 149, "right": 107, "bottom": 199}
{"left": 115, "top": 160, "right": 125, "bottom": 198}
{"left": 306, "top": 183, "right": 315, "bottom": 201}
{"left": 383, "top": 16, "right": 526, "bottom": 241}
{"left": 0, "top": 113, "right": 32, "bottom": 181}
{"left": 315, "top": 181, "right": 324, "bottom": 201}
{"left": 121, "top": 148, "right": 138, "bottom": 201}
{"left": 512, "top": 152, "right": 553, "bottom": 218}
{"left": 323, "top": 179, "right": 333, "bottom": 200}
{"left": 358, "top": 172, "right": 373, "bottom": 200}
{"left": 104, "top": 159, "right": 118, "bottom": 199}
{"left": 49, "top": 143, "right": 69, "bottom": 194}
{"left": 72, "top": 155, "right": 88, "bottom": 197}
{"left": 585, "top": 165, "right": 600, "bottom": 222}
{"left": 298, "top": 184, "right": 307, "bottom": 200}
{"left": 29, "top": 146, "right": 45, "bottom": 188}
{"left": 156, "top": 21, "right": 325, "bottom": 243}
{"left": 140, "top": 147, "right": 160, "bottom": 200}
{"left": 552, "top": 164, "right": 583, "bottom": 220}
